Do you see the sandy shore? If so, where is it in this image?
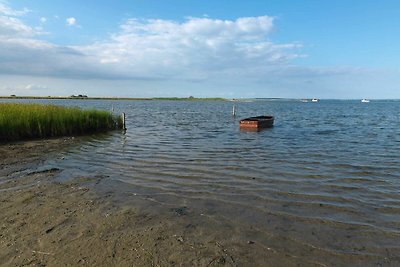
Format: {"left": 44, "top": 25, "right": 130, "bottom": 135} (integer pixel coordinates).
{"left": 1, "top": 139, "right": 398, "bottom": 266}
{"left": 1, "top": 139, "right": 317, "bottom": 267}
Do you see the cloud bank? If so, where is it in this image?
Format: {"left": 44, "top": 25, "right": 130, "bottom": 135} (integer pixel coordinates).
{"left": 1, "top": 2, "right": 398, "bottom": 98}
{"left": 82, "top": 16, "right": 302, "bottom": 81}
{"left": 0, "top": 2, "right": 302, "bottom": 83}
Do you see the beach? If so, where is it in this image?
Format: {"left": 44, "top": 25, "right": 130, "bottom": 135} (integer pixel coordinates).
{"left": 0, "top": 139, "right": 320, "bottom": 267}
{"left": 2, "top": 138, "right": 398, "bottom": 266}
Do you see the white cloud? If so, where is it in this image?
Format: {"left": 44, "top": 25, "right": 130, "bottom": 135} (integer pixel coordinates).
{"left": 0, "top": 2, "right": 29, "bottom": 17}
{"left": 66, "top": 17, "right": 78, "bottom": 27}
{"left": 0, "top": 2, "right": 297, "bottom": 84}
{"left": 79, "top": 16, "right": 300, "bottom": 81}
{"left": 0, "top": 16, "right": 35, "bottom": 37}
{"left": 0, "top": 3, "right": 36, "bottom": 38}
{"left": 40, "top": 17, "right": 46, "bottom": 23}
{"left": 25, "top": 84, "right": 49, "bottom": 90}
{"left": 0, "top": 12, "right": 303, "bottom": 82}
{"left": 0, "top": 2, "right": 40, "bottom": 38}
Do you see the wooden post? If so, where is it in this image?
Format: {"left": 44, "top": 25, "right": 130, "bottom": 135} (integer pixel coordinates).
{"left": 121, "top": 112, "right": 126, "bottom": 130}
{"left": 232, "top": 105, "right": 236, "bottom": 117}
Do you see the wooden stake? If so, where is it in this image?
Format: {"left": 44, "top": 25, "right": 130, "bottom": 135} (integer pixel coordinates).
{"left": 121, "top": 112, "right": 126, "bottom": 130}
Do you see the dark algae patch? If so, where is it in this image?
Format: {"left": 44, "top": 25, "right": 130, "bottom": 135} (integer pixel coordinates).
{"left": 0, "top": 103, "right": 123, "bottom": 142}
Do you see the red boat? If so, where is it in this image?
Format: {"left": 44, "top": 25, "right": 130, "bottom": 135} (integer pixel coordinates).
{"left": 239, "top": 115, "right": 274, "bottom": 130}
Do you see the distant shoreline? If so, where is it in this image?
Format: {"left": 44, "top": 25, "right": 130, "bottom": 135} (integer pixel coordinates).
{"left": 0, "top": 96, "right": 227, "bottom": 101}
{"left": 2, "top": 96, "right": 396, "bottom": 101}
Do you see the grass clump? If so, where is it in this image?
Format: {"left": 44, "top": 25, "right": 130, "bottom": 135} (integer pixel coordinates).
{"left": 0, "top": 103, "right": 123, "bottom": 142}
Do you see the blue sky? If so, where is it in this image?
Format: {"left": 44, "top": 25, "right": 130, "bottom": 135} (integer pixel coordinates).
{"left": 0, "top": 0, "right": 399, "bottom": 98}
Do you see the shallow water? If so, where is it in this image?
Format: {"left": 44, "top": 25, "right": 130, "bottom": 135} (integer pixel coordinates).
{"left": 3, "top": 98, "right": 400, "bottom": 265}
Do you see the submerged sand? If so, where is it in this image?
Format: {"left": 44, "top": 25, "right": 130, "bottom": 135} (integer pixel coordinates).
{"left": 0, "top": 139, "right": 302, "bottom": 267}
{"left": 0, "top": 139, "right": 398, "bottom": 266}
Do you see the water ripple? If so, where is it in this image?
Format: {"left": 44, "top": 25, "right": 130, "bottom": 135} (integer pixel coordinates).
{"left": 5, "top": 98, "right": 399, "bottom": 263}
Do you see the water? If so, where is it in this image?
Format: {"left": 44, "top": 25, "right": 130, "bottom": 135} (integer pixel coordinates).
{"left": 3, "top": 98, "right": 400, "bottom": 264}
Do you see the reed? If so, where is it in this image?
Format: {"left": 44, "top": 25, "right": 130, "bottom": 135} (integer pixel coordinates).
{"left": 0, "top": 103, "right": 123, "bottom": 142}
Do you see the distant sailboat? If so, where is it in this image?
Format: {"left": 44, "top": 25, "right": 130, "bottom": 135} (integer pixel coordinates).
{"left": 361, "top": 99, "right": 370, "bottom": 103}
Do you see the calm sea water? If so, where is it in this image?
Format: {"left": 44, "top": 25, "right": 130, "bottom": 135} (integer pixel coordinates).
{"left": 3, "top": 99, "right": 400, "bottom": 264}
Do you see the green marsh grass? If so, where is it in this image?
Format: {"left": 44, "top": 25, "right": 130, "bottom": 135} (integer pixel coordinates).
{"left": 0, "top": 103, "right": 123, "bottom": 142}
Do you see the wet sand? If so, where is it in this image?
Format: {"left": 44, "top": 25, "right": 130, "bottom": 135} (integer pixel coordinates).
{"left": 0, "top": 139, "right": 398, "bottom": 266}
{"left": 0, "top": 139, "right": 307, "bottom": 267}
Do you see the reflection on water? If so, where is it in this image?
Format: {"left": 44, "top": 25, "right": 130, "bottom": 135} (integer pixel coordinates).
{"left": 3, "top": 99, "right": 400, "bottom": 264}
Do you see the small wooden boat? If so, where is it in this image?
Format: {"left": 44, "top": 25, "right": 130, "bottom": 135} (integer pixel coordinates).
{"left": 240, "top": 115, "right": 274, "bottom": 130}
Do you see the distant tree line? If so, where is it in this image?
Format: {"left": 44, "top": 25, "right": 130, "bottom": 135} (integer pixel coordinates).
{"left": 70, "top": 94, "right": 88, "bottom": 98}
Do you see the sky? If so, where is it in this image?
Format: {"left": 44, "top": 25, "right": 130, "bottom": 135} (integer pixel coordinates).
{"left": 0, "top": 0, "right": 399, "bottom": 99}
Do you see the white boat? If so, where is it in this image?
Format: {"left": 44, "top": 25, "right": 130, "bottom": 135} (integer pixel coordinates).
{"left": 311, "top": 98, "right": 319, "bottom": 102}
{"left": 361, "top": 99, "right": 370, "bottom": 103}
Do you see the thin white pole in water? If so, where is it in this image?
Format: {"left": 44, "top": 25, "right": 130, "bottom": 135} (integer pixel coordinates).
{"left": 232, "top": 105, "right": 236, "bottom": 117}
{"left": 121, "top": 112, "right": 126, "bottom": 130}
